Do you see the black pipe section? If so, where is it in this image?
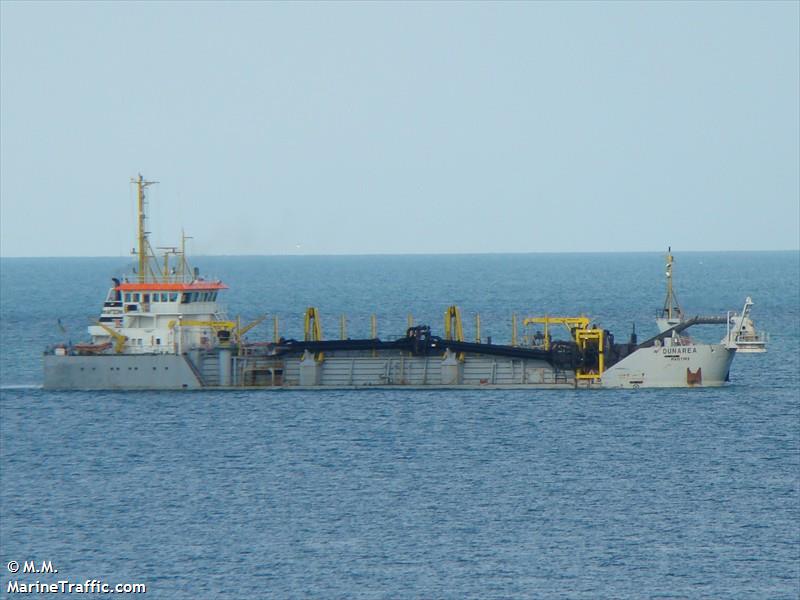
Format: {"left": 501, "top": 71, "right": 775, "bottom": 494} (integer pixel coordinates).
{"left": 268, "top": 325, "right": 586, "bottom": 370}
{"left": 637, "top": 315, "right": 729, "bottom": 349}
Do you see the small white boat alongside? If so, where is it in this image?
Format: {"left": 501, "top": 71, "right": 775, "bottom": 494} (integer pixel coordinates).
{"left": 723, "top": 297, "right": 768, "bottom": 353}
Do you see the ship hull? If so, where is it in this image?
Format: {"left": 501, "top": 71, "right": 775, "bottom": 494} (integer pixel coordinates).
{"left": 600, "top": 344, "right": 735, "bottom": 388}
{"left": 43, "top": 354, "right": 203, "bottom": 390}
{"left": 44, "top": 345, "right": 735, "bottom": 390}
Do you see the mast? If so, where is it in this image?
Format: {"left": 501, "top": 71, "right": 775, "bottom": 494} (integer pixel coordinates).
{"left": 157, "top": 246, "right": 178, "bottom": 283}
{"left": 131, "top": 174, "right": 158, "bottom": 282}
{"left": 180, "top": 229, "right": 193, "bottom": 282}
{"left": 661, "top": 246, "right": 682, "bottom": 320}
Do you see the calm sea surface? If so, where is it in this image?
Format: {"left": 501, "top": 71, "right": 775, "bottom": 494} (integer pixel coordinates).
{"left": 1, "top": 252, "right": 798, "bottom": 598}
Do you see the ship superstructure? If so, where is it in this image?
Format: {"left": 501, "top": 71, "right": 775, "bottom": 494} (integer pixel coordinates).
{"left": 81, "top": 175, "right": 232, "bottom": 357}
{"left": 44, "top": 176, "right": 766, "bottom": 390}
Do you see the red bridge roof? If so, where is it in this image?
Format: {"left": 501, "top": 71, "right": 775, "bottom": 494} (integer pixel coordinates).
{"left": 117, "top": 281, "right": 228, "bottom": 291}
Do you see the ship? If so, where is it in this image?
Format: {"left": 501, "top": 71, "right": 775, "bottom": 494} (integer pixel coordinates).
{"left": 43, "top": 176, "right": 766, "bottom": 390}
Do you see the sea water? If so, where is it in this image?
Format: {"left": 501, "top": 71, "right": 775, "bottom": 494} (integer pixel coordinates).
{"left": 1, "top": 252, "right": 798, "bottom": 598}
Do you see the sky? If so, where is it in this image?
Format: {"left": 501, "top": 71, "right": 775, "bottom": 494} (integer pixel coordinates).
{"left": 1, "top": 1, "right": 798, "bottom": 257}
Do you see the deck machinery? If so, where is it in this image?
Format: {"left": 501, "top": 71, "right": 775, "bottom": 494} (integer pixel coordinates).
{"left": 222, "top": 308, "right": 629, "bottom": 389}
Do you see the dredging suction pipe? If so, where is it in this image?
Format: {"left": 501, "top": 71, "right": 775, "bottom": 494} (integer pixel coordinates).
{"left": 637, "top": 315, "right": 729, "bottom": 349}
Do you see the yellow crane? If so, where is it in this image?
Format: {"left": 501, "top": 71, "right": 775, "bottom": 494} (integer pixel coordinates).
{"left": 444, "top": 305, "right": 465, "bottom": 360}
{"left": 167, "top": 316, "right": 266, "bottom": 346}
{"left": 303, "top": 307, "right": 323, "bottom": 342}
{"left": 574, "top": 327, "right": 605, "bottom": 382}
{"left": 521, "top": 316, "right": 590, "bottom": 350}
{"left": 304, "top": 307, "right": 324, "bottom": 360}
{"left": 522, "top": 315, "right": 605, "bottom": 382}
{"left": 235, "top": 315, "right": 267, "bottom": 343}
{"left": 96, "top": 322, "right": 128, "bottom": 354}
{"left": 444, "top": 305, "right": 464, "bottom": 341}
{"left": 168, "top": 319, "right": 237, "bottom": 331}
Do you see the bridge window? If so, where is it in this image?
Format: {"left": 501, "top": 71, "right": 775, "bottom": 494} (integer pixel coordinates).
{"left": 181, "top": 293, "right": 191, "bottom": 304}
{"left": 133, "top": 293, "right": 140, "bottom": 302}
{"left": 160, "top": 293, "right": 168, "bottom": 302}
{"left": 143, "top": 294, "right": 150, "bottom": 303}
{"left": 169, "top": 293, "right": 178, "bottom": 302}
{"left": 124, "top": 293, "right": 132, "bottom": 302}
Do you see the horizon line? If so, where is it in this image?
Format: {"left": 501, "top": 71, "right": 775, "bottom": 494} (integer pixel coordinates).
{"left": 1, "top": 248, "right": 799, "bottom": 260}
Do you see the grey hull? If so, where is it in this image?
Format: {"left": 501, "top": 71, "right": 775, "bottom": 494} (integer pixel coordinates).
{"left": 600, "top": 344, "right": 735, "bottom": 388}
{"left": 44, "top": 344, "right": 736, "bottom": 391}
{"left": 43, "top": 351, "right": 573, "bottom": 390}
{"left": 43, "top": 354, "right": 203, "bottom": 390}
